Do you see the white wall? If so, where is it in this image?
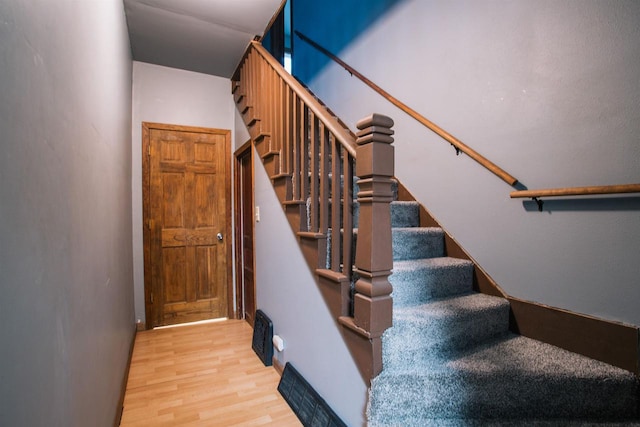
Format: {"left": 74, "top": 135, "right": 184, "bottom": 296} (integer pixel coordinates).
{"left": 131, "top": 62, "right": 237, "bottom": 322}
{"left": 0, "top": 1, "right": 134, "bottom": 425}
{"left": 307, "top": 0, "right": 640, "bottom": 326}
{"left": 253, "top": 149, "right": 368, "bottom": 426}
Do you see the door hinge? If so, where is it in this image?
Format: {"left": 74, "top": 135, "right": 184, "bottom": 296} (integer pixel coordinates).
{"left": 150, "top": 292, "right": 154, "bottom": 304}
{"left": 148, "top": 219, "right": 154, "bottom": 230}
{"left": 147, "top": 144, "right": 151, "bottom": 156}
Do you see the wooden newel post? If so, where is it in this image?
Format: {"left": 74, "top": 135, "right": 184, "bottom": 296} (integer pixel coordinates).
{"left": 353, "top": 113, "right": 394, "bottom": 337}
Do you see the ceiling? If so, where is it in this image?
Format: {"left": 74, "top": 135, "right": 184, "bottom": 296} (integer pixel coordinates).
{"left": 123, "top": 0, "right": 282, "bottom": 78}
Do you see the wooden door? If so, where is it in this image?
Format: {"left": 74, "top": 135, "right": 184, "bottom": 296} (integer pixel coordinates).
{"left": 234, "top": 143, "right": 256, "bottom": 326}
{"left": 143, "top": 123, "right": 231, "bottom": 328}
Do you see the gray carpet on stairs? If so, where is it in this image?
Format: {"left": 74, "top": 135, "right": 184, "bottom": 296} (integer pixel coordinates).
{"left": 367, "top": 201, "right": 640, "bottom": 426}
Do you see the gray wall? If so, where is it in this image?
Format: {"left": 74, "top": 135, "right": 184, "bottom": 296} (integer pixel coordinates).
{"left": 131, "top": 61, "right": 236, "bottom": 323}
{"left": 253, "top": 150, "right": 368, "bottom": 426}
{"left": 0, "top": 1, "right": 134, "bottom": 425}
{"left": 306, "top": 0, "right": 640, "bottom": 326}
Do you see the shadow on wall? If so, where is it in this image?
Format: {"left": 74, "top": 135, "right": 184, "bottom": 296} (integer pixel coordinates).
{"left": 293, "top": 0, "right": 406, "bottom": 82}
{"left": 522, "top": 196, "right": 640, "bottom": 213}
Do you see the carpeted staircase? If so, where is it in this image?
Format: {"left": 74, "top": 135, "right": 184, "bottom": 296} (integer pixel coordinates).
{"left": 233, "top": 44, "right": 639, "bottom": 425}
{"left": 367, "top": 200, "right": 640, "bottom": 426}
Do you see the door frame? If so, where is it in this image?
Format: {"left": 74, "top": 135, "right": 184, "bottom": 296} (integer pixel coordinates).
{"left": 233, "top": 140, "right": 256, "bottom": 324}
{"left": 142, "top": 122, "right": 233, "bottom": 329}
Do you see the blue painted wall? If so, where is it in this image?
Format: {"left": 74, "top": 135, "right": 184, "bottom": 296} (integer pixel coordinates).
{"left": 292, "top": 0, "right": 404, "bottom": 81}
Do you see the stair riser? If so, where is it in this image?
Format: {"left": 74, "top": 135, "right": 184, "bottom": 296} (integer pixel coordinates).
{"left": 389, "top": 202, "right": 420, "bottom": 228}
{"left": 393, "top": 228, "right": 444, "bottom": 261}
{"left": 354, "top": 201, "right": 420, "bottom": 229}
{"left": 390, "top": 262, "right": 473, "bottom": 306}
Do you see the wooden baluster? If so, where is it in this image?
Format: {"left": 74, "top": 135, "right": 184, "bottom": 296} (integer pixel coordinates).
{"left": 300, "top": 105, "right": 310, "bottom": 230}
{"left": 271, "top": 72, "right": 277, "bottom": 152}
{"left": 309, "top": 113, "right": 319, "bottom": 232}
{"left": 262, "top": 56, "right": 269, "bottom": 139}
{"left": 264, "top": 63, "right": 271, "bottom": 148}
{"left": 247, "top": 55, "right": 251, "bottom": 99}
{"left": 269, "top": 68, "right": 282, "bottom": 153}
{"left": 246, "top": 52, "right": 251, "bottom": 112}
{"left": 241, "top": 53, "right": 246, "bottom": 102}
{"left": 279, "top": 76, "right": 285, "bottom": 164}
{"left": 273, "top": 70, "right": 279, "bottom": 153}
{"left": 251, "top": 54, "right": 257, "bottom": 141}
{"left": 240, "top": 56, "right": 247, "bottom": 108}
{"left": 342, "top": 150, "right": 353, "bottom": 281}
{"left": 251, "top": 52, "right": 258, "bottom": 123}
{"left": 284, "top": 87, "right": 291, "bottom": 176}
{"left": 260, "top": 57, "right": 268, "bottom": 146}
{"left": 252, "top": 53, "right": 258, "bottom": 126}
{"left": 236, "top": 59, "right": 242, "bottom": 97}
{"left": 353, "top": 114, "right": 395, "bottom": 340}
{"left": 319, "top": 123, "right": 330, "bottom": 235}
{"left": 292, "top": 93, "right": 300, "bottom": 199}
{"left": 330, "top": 134, "right": 341, "bottom": 272}
{"left": 248, "top": 50, "right": 255, "bottom": 113}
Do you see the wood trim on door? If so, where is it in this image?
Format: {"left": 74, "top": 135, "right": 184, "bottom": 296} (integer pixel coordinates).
{"left": 234, "top": 140, "right": 257, "bottom": 325}
{"left": 142, "top": 122, "right": 233, "bottom": 329}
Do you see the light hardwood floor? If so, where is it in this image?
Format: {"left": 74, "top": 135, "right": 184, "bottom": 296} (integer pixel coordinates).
{"left": 120, "top": 319, "right": 301, "bottom": 426}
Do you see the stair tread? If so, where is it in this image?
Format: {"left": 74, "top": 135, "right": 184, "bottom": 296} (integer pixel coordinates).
{"left": 389, "top": 257, "right": 475, "bottom": 305}
{"left": 371, "top": 334, "right": 639, "bottom": 422}
{"left": 393, "top": 226, "right": 442, "bottom": 233}
{"left": 393, "top": 293, "right": 509, "bottom": 321}
{"left": 382, "top": 332, "right": 636, "bottom": 379}
{"left": 391, "top": 201, "right": 420, "bottom": 206}
{"left": 447, "top": 334, "right": 637, "bottom": 380}
{"left": 384, "top": 293, "right": 510, "bottom": 362}
{"left": 393, "top": 256, "right": 473, "bottom": 271}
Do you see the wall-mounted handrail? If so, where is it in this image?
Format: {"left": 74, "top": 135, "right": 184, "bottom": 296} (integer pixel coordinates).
{"left": 251, "top": 41, "right": 357, "bottom": 158}
{"left": 295, "top": 31, "right": 519, "bottom": 187}
{"left": 511, "top": 184, "right": 640, "bottom": 199}
{"left": 295, "top": 31, "right": 640, "bottom": 208}
{"left": 511, "top": 184, "right": 640, "bottom": 211}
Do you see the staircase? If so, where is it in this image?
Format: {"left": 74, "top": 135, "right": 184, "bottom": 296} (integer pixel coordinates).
{"left": 233, "top": 41, "right": 639, "bottom": 425}
{"left": 368, "top": 199, "right": 640, "bottom": 425}
{"left": 233, "top": 41, "right": 396, "bottom": 381}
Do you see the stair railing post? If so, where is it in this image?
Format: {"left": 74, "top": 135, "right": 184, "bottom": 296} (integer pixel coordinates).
{"left": 353, "top": 113, "right": 394, "bottom": 338}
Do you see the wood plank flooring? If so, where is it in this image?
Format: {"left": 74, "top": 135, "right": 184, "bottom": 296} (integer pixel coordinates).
{"left": 120, "top": 319, "right": 301, "bottom": 426}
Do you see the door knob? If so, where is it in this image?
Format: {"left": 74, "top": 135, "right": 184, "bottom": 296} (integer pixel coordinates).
{"left": 217, "top": 233, "right": 223, "bottom": 241}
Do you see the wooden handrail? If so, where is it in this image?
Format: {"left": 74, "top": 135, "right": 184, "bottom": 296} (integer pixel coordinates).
{"left": 511, "top": 184, "right": 640, "bottom": 199}
{"left": 233, "top": 42, "right": 395, "bottom": 378}
{"left": 295, "top": 31, "right": 519, "bottom": 186}
{"left": 251, "top": 41, "right": 357, "bottom": 158}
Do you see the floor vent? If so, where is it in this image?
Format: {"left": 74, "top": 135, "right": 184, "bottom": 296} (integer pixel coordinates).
{"left": 252, "top": 309, "right": 273, "bottom": 366}
{"left": 278, "top": 362, "right": 347, "bottom": 427}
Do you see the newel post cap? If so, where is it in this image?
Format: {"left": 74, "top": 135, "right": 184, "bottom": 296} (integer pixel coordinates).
{"left": 356, "top": 113, "right": 394, "bottom": 130}
{"left": 356, "top": 114, "right": 395, "bottom": 145}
